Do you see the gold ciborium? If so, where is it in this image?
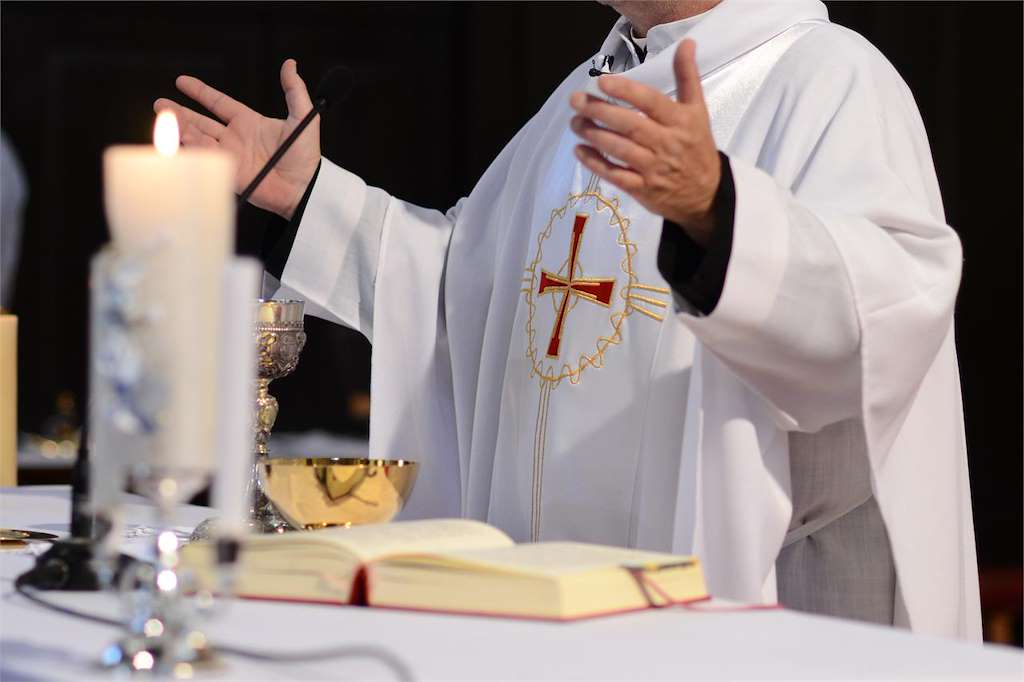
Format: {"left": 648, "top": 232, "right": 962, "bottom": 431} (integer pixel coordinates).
{"left": 258, "top": 458, "right": 418, "bottom": 529}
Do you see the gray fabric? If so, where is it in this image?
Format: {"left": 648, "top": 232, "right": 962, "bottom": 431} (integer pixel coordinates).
{"left": 777, "top": 495, "right": 896, "bottom": 625}
{"left": 777, "top": 421, "right": 896, "bottom": 625}
{"left": 1, "top": 131, "right": 26, "bottom": 309}
{"left": 785, "top": 420, "right": 874, "bottom": 545}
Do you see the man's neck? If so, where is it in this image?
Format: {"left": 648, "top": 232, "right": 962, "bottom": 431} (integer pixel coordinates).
{"left": 612, "top": 1, "right": 721, "bottom": 37}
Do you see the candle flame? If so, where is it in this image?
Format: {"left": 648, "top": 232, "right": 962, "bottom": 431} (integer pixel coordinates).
{"left": 154, "top": 110, "right": 180, "bottom": 156}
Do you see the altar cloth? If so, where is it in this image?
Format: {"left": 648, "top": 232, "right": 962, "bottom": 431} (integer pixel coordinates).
{"left": 1, "top": 486, "right": 1020, "bottom": 681}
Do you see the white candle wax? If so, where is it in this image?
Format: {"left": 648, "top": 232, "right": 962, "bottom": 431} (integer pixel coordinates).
{"left": 214, "top": 257, "right": 261, "bottom": 536}
{"left": 101, "top": 113, "right": 236, "bottom": 480}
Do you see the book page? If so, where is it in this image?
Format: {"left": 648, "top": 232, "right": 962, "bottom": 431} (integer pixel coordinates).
{"left": 310, "top": 518, "right": 514, "bottom": 562}
{"left": 393, "top": 541, "right": 694, "bottom": 576}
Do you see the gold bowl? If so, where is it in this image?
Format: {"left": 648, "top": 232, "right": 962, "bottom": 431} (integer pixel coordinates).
{"left": 258, "top": 458, "right": 418, "bottom": 530}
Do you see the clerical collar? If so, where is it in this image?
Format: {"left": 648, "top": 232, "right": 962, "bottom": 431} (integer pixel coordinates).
{"left": 626, "top": 28, "right": 648, "bottom": 65}
{"left": 617, "top": 9, "right": 712, "bottom": 68}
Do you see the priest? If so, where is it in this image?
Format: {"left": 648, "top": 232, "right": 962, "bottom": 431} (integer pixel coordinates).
{"left": 155, "top": 0, "right": 980, "bottom": 638}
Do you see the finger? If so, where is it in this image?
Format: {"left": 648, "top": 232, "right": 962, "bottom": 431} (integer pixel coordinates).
{"left": 181, "top": 123, "right": 219, "bottom": 149}
{"left": 153, "top": 98, "right": 227, "bottom": 139}
{"left": 175, "top": 75, "right": 246, "bottom": 122}
{"left": 571, "top": 116, "right": 655, "bottom": 171}
{"left": 673, "top": 39, "right": 705, "bottom": 106}
{"left": 596, "top": 75, "right": 676, "bottom": 124}
{"left": 280, "top": 59, "right": 315, "bottom": 121}
{"left": 569, "top": 93, "right": 661, "bottom": 148}
{"left": 574, "top": 145, "right": 644, "bottom": 193}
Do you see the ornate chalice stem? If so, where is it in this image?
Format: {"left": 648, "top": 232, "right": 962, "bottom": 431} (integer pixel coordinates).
{"left": 254, "top": 377, "right": 278, "bottom": 457}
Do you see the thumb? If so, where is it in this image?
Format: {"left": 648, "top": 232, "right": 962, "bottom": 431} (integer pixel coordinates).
{"left": 674, "top": 39, "right": 704, "bottom": 106}
{"left": 280, "top": 58, "right": 314, "bottom": 120}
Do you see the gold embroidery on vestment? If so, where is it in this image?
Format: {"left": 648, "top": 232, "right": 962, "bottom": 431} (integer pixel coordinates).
{"left": 632, "top": 283, "right": 671, "bottom": 294}
{"left": 627, "top": 293, "right": 668, "bottom": 308}
{"left": 531, "top": 381, "right": 553, "bottom": 542}
{"left": 522, "top": 178, "right": 670, "bottom": 541}
{"left": 525, "top": 191, "right": 633, "bottom": 386}
{"left": 627, "top": 303, "right": 665, "bottom": 322}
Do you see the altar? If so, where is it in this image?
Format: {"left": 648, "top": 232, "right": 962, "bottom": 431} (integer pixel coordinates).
{"left": 2, "top": 486, "right": 1020, "bottom": 681}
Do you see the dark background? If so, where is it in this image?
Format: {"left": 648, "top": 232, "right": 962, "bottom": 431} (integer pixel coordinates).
{"left": 2, "top": 1, "right": 1020, "bottom": 641}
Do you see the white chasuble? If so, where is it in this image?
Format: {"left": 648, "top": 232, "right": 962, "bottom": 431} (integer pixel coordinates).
{"left": 276, "top": 0, "right": 980, "bottom": 639}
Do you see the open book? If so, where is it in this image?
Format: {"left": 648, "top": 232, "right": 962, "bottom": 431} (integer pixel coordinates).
{"left": 184, "top": 519, "right": 707, "bottom": 620}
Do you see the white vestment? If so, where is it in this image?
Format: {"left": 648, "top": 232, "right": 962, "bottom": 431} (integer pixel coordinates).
{"left": 275, "top": 0, "right": 980, "bottom": 639}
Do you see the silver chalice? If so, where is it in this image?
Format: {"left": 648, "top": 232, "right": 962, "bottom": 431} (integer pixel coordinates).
{"left": 249, "top": 299, "right": 307, "bottom": 532}
{"left": 191, "top": 299, "right": 306, "bottom": 539}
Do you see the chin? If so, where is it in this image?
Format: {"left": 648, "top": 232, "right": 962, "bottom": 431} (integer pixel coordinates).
{"left": 598, "top": 0, "right": 646, "bottom": 16}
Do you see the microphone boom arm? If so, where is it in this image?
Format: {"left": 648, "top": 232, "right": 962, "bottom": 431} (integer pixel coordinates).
{"left": 236, "top": 96, "right": 326, "bottom": 207}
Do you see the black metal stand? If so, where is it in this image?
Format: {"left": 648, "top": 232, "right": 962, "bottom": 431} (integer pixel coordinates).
{"left": 15, "top": 422, "right": 134, "bottom": 591}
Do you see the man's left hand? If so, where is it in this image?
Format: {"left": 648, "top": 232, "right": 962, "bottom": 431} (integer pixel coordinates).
{"left": 570, "top": 39, "right": 720, "bottom": 246}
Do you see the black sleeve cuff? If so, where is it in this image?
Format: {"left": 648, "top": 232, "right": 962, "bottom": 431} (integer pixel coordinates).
{"left": 260, "top": 161, "right": 322, "bottom": 280}
{"left": 656, "top": 151, "right": 736, "bottom": 316}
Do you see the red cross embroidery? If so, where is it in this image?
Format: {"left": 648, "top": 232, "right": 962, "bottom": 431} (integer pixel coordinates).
{"left": 537, "top": 214, "right": 616, "bottom": 358}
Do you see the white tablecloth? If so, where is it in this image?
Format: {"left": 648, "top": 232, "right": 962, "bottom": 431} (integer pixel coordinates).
{"left": 1, "top": 486, "right": 1021, "bottom": 681}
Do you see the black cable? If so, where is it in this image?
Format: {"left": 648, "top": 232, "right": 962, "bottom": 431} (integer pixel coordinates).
{"left": 14, "top": 571, "right": 120, "bottom": 626}
{"left": 236, "top": 101, "right": 323, "bottom": 207}
{"left": 217, "top": 642, "right": 414, "bottom": 680}
{"left": 13, "top": 578, "right": 414, "bottom": 681}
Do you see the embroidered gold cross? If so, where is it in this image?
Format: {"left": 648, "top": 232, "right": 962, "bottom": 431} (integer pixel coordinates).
{"left": 537, "top": 214, "right": 616, "bottom": 358}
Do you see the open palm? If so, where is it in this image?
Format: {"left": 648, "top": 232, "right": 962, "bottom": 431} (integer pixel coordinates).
{"left": 153, "top": 59, "right": 320, "bottom": 219}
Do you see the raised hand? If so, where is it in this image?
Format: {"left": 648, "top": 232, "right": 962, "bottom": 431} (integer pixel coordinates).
{"left": 569, "top": 39, "right": 721, "bottom": 245}
{"left": 154, "top": 59, "right": 321, "bottom": 220}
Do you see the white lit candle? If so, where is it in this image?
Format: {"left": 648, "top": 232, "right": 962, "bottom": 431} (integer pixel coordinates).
{"left": 102, "top": 113, "right": 236, "bottom": 479}
{"left": 103, "top": 111, "right": 235, "bottom": 259}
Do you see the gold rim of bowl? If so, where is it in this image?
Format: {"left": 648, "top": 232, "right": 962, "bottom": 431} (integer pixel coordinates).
{"left": 261, "top": 458, "right": 416, "bottom": 467}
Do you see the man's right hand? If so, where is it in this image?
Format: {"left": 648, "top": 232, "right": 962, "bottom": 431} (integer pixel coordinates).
{"left": 154, "top": 58, "right": 320, "bottom": 220}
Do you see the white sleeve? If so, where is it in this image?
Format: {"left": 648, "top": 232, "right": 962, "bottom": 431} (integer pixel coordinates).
{"left": 682, "top": 32, "right": 962, "bottom": 444}
{"left": 271, "top": 156, "right": 471, "bottom": 519}
{"left": 275, "top": 158, "right": 463, "bottom": 342}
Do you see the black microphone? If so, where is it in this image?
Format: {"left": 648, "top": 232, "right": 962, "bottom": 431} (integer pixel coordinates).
{"left": 237, "top": 66, "right": 353, "bottom": 206}
{"left": 589, "top": 54, "right": 615, "bottom": 77}
{"left": 68, "top": 420, "right": 92, "bottom": 539}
